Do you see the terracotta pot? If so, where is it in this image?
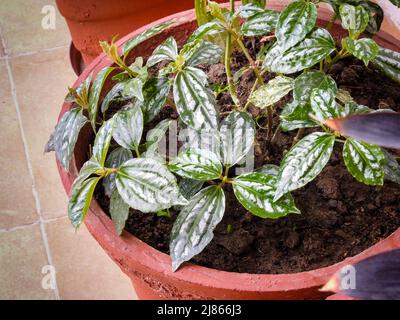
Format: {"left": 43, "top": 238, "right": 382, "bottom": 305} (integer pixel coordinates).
{"left": 56, "top": 0, "right": 227, "bottom": 65}
{"left": 56, "top": 2, "right": 400, "bottom": 300}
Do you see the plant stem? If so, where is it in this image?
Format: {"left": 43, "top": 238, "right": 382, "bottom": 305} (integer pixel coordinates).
{"left": 229, "top": 0, "right": 235, "bottom": 12}
{"left": 267, "top": 106, "right": 274, "bottom": 140}
{"left": 135, "top": 146, "right": 141, "bottom": 158}
{"left": 292, "top": 128, "right": 304, "bottom": 146}
{"left": 243, "top": 78, "right": 260, "bottom": 111}
{"left": 225, "top": 33, "right": 241, "bottom": 108}
{"left": 270, "top": 124, "right": 280, "bottom": 144}
{"left": 324, "top": 48, "right": 349, "bottom": 72}
{"left": 224, "top": 164, "right": 230, "bottom": 178}
{"left": 236, "top": 37, "right": 264, "bottom": 84}
{"left": 166, "top": 96, "right": 176, "bottom": 109}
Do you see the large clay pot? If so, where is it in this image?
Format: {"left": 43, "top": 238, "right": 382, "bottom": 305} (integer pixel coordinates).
{"left": 56, "top": 0, "right": 227, "bottom": 65}
{"left": 56, "top": 2, "right": 400, "bottom": 299}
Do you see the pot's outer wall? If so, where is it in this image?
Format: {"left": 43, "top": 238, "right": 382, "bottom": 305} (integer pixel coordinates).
{"left": 56, "top": 0, "right": 226, "bottom": 65}
{"left": 56, "top": 3, "right": 400, "bottom": 300}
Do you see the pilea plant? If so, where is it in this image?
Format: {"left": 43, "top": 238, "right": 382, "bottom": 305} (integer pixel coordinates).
{"left": 46, "top": 0, "right": 400, "bottom": 271}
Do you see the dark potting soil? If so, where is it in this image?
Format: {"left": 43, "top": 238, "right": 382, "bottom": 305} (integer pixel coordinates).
{"left": 95, "top": 38, "right": 400, "bottom": 274}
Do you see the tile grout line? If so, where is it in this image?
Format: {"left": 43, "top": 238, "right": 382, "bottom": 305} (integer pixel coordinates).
{"left": 0, "top": 215, "right": 67, "bottom": 233}
{"left": 0, "top": 29, "right": 61, "bottom": 300}
{"left": 0, "top": 44, "right": 70, "bottom": 60}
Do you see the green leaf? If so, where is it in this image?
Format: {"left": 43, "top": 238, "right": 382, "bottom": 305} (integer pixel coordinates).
{"left": 336, "top": 88, "right": 354, "bottom": 104}
{"left": 233, "top": 172, "right": 300, "bottom": 218}
{"left": 50, "top": 107, "right": 87, "bottom": 170}
{"left": 147, "top": 37, "right": 178, "bottom": 67}
{"left": 88, "top": 66, "right": 115, "bottom": 131}
{"left": 195, "top": 0, "right": 209, "bottom": 26}
{"left": 360, "top": 2, "right": 383, "bottom": 35}
{"left": 122, "top": 21, "right": 173, "bottom": 57}
{"left": 372, "top": 47, "right": 400, "bottom": 84}
{"left": 382, "top": 150, "right": 400, "bottom": 184}
{"left": 103, "top": 147, "right": 133, "bottom": 197}
{"left": 280, "top": 101, "right": 318, "bottom": 132}
{"left": 276, "top": 1, "right": 317, "bottom": 52}
{"left": 389, "top": 0, "right": 400, "bottom": 7}
{"left": 250, "top": 76, "right": 294, "bottom": 108}
{"left": 237, "top": 3, "right": 264, "bottom": 18}
{"left": 112, "top": 104, "right": 143, "bottom": 151}
{"left": 169, "top": 148, "right": 222, "bottom": 181}
{"left": 146, "top": 119, "right": 172, "bottom": 152}
{"left": 92, "top": 117, "right": 115, "bottom": 166}
{"left": 339, "top": 4, "right": 369, "bottom": 37}
{"left": 68, "top": 176, "right": 101, "bottom": 228}
{"left": 183, "top": 128, "right": 221, "bottom": 161}
{"left": 110, "top": 189, "right": 130, "bottom": 235}
{"left": 178, "top": 178, "right": 204, "bottom": 201}
{"left": 122, "top": 77, "right": 145, "bottom": 101}
{"left": 116, "top": 158, "right": 186, "bottom": 212}
{"left": 343, "top": 138, "right": 385, "bottom": 185}
{"left": 141, "top": 77, "right": 171, "bottom": 123}
{"left": 241, "top": 10, "right": 279, "bottom": 36}
{"left": 263, "top": 28, "right": 336, "bottom": 74}
{"left": 343, "top": 101, "right": 371, "bottom": 116}
{"left": 219, "top": 111, "right": 255, "bottom": 167}
{"left": 342, "top": 37, "right": 379, "bottom": 66}
{"left": 310, "top": 88, "right": 342, "bottom": 119}
{"left": 293, "top": 71, "right": 337, "bottom": 104}
{"left": 101, "top": 82, "right": 125, "bottom": 114}
{"left": 173, "top": 67, "right": 218, "bottom": 130}
{"left": 183, "top": 40, "right": 223, "bottom": 67}
{"left": 170, "top": 185, "right": 225, "bottom": 271}
{"left": 255, "top": 164, "right": 279, "bottom": 176}
{"left": 274, "top": 132, "right": 335, "bottom": 201}
{"left": 188, "top": 21, "right": 225, "bottom": 42}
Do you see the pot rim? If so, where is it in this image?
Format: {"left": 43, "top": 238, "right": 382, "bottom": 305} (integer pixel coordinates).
{"left": 57, "top": 3, "right": 400, "bottom": 294}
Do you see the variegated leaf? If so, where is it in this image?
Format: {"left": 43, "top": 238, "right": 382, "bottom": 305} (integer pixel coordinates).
{"left": 146, "top": 119, "right": 172, "bottom": 152}
{"left": 50, "top": 107, "right": 87, "bottom": 170}
{"left": 169, "top": 148, "right": 222, "bottom": 181}
{"left": 187, "top": 21, "right": 225, "bottom": 42}
{"left": 219, "top": 111, "right": 255, "bottom": 167}
{"left": 116, "top": 158, "right": 186, "bottom": 212}
{"left": 274, "top": 132, "right": 335, "bottom": 201}
{"left": 110, "top": 189, "right": 130, "bottom": 235}
{"left": 263, "top": 28, "right": 336, "bottom": 74}
{"left": 170, "top": 185, "right": 225, "bottom": 271}
{"left": 183, "top": 40, "right": 223, "bottom": 67}
{"left": 372, "top": 47, "right": 400, "bottom": 84}
{"left": 103, "top": 147, "right": 133, "bottom": 197}
{"left": 68, "top": 176, "right": 101, "bottom": 228}
{"left": 182, "top": 128, "right": 221, "bottom": 160}
{"left": 250, "top": 76, "right": 294, "bottom": 108}
{"left": 280, "top": 101, "right": 318, "bottom": 132}
{"left": 122, "top": 21, "right": 173, "bottom": 57}
{"left": 310, "top": 88, "right": 342, "bottom": 119}
{"left": 101, "top": 82, "right": 125, "bottom": 114}
{"left": 343, "top": 37, "right": 379, "bottom": 66}
{"left": 382, "top": 150, "right": 400, "bottom": 184}
{"left": 339, "top": 3, "right": 369, "bottom": 36}
{"left": 276, "top": 1, "right": 317, "bottom": 52}
{"left": 241, "top": 10, "right": 279, "bottom": 37}
{"left": 293, "top": 71, "right": 337, "bottom": 104}
{"left": 92, "top": 117, "right": 115, "bottom": 166}
{"left": 233, "top": 172, "right": 300, "bottom": 218}
{"left": 255, "top": 164, "right": 279, "bottom": 176}
{"left": 141, "top": 77, "right": 171, "bottom": 123}
{"left": 343, "top": 138, "right": 385, "bottom": 185}
{"left": 237, "top": 3, "right": 265, "bottom": 18}
{"left": 173, "top": 67, "right": 218, "bottom": 130}
{"left": 147, "top": 37, "right": 178, "bottom": 67}
{"left": 88, "top": 66, "right": 114, "bottom": 131}
{"left": 112, "top": 104, "right": 143, "bottom": 151}
{"left": 122, "top": 77, "right": 145, "bottom": 101}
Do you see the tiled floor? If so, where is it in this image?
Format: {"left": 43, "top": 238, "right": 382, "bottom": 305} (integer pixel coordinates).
{"left": 0, "top": 0, "right": 134, "bottom": 299}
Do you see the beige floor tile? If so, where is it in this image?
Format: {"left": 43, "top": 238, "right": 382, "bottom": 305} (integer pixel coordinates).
{"left": 45, "top": 217, "right": 135, "bottom": 300}
{"left": 10, "top": 47, "right": 76, "bottom": 220}
{"left": 0, "top": 224, "right": 56, "bottom": 299}
{"left": 0, "top": 0, "right": 70, "bottom": 56}
{"left": 0, "top": 60, "right": 37, "bottom": 229}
